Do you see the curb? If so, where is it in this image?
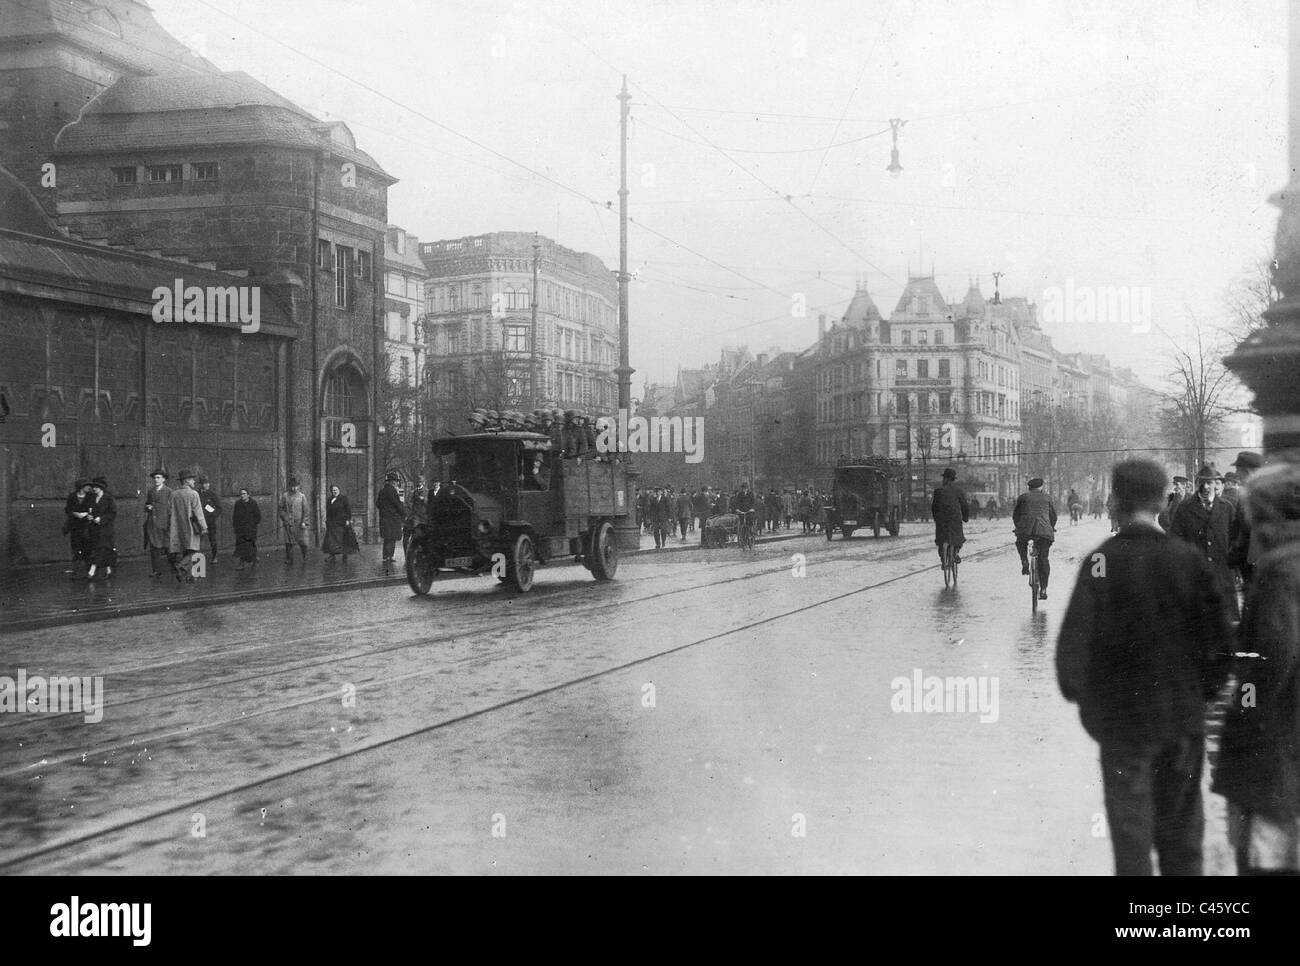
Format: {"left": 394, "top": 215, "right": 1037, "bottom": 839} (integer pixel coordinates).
{"left": 2, "top": 527, "right": 870, "bottom": 634}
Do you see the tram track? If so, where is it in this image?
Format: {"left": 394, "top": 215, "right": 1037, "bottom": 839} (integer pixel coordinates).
{"left": 0, "top": 529, "right": 936, "bottom": 735}
{"left": 0, "top": 536, "right": 1014, "bottom": 872}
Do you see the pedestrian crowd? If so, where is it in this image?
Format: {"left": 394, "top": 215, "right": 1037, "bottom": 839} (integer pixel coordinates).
{"left": 1057, "top": 450, "right": 1300, "bottom": 876}
{"left": 635, "top": 484, "right": 841, "bottom": 548}
{"left": 62, "top": 468, "right": 433, "bottom": 582}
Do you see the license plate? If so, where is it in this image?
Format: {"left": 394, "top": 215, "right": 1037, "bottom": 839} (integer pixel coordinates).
{"left": 443, "top": 555, "right": 473, "bottom": 569}
{"left": 842, "top": 519, "right": 857, "bottom": 525}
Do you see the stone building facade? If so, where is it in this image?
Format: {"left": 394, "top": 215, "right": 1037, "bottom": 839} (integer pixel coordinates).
{"left": 0, "top": 1, "right": 395, "bottom": 556}
{"left": 418, "top": 232, "right": 618, "bottom": 435}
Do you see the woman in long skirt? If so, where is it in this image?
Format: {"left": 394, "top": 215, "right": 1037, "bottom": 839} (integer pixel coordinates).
{"left": 321, "top": 484, "right": 360, "bottom": 560}
{"left": 232, "top": 488, "right": 262, "bottom": 570}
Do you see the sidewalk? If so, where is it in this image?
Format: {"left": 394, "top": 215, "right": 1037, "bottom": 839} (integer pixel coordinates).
{"left": 0, "top": 526, "right": 809, "bottom": 633}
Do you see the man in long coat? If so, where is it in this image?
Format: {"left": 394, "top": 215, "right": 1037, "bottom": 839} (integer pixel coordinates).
{"left": 143, "top": 468, "right": 172, "bottom": 577}
{"left": 931, "top": 467, "right": 970, "bottom": 565}
{"left": 279, "top": 478, "right": 310, "bottom": 563}
{"left": 168, "top": 470, "right": 207, "bottom": 581}
{"left": 376, "top": 471, "right": 407, "bottom": 565}
{"left": 198, "top": 476, "right": 223, "bottom": 565}
{"left": 1171, "top": 465, "right": 1239, "bottom": 620}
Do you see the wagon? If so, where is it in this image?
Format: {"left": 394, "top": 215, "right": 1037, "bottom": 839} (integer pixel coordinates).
{"left": 824, "top": 456, "right": 902, "bottom": 539}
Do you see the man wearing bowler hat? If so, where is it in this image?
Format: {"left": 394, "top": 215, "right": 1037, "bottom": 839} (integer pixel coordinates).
{"left": 1228, "top": 450, "right": 1264, "bottom": 586}
{"left": 168, "top": 469, "right": 207, "bottom": 582}
{"left": 143, "top": 468, "right": 172, "bottom": 577}
{"left": 932, "top": 467, "right": 970, "bottom": 567}
{"left": 377, "top": 470, "right": 407, "bottom": 568}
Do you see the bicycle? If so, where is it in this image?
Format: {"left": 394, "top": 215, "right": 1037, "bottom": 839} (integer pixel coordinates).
{"left": 1028, "top": 538, "right": 1041, "bottom": 614}
{"left": 738, "top": 509, "right": 757, "bottom": 550}
{"left": 941, "top": 541, "right": 958, "bottom": 588}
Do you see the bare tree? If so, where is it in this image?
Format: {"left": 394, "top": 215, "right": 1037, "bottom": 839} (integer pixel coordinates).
{"left": 1157, "top": 322, "right": 1234, "bottom": 475}
{"left": 1223, "top": 254, "right": 1279, "bottom": 344}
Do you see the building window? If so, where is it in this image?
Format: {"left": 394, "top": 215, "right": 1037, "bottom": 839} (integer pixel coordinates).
{"left": 917, "top": 394, "right": 930, "bottom": 415}
{"left": 318, "top": 239, "right": 332, "bottom": 270}
{"left": 935, "top": 330, "right": 944, "bottom": 345}
{"left": 895, "top": 392, "right": 910, "bottom": 414}
{"left": 146, "top": 164, "right": 183, "bottom": 183}
{"left": 506, "top": 326, "right": 528, "bottom": 353}
{"left": 917, "top": 359, "right": 929, "bottom": 378}
{"left": 939, "top": 392, "right": 951, "bottom": 413}
{"left": 356, "top": 250, "right": 372, "bottom": 281}
{"left": 895, "top": 428, "right": 909, "bottom": 452}
{"left": 901, "top": 330, "right": 912, "bottom": 345}
{"left": 918, "top": 329, "right": 929, "bottom": 345}
{"left": 193, "top": 162, "right": 219, "bottom": 181}
{"left": 938, "top": 359, "right": 951, "bottom": 379}
{"left": 112, "top": 166, "right": 138, "bottom": 185}
{"left": 324, "top": 368, "right": 362, "bottom": 418}
{"left": 334, "top": 245, "right": 352, "bottom": 306}
{"left": 471, "top": 282, "right": 484, "bottom": 308}
{"left": 448, "top": 287, "right": 460, "bottom": 311}
{"left": 399, "top": 356, "right": 411, "bottom": 385}
{"left": 895, "top": 359, "right": 908, "bottom": 378}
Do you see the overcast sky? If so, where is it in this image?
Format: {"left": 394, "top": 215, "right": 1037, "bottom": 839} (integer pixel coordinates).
{"left": 151, "top": 0, "right": 1287, "bottom": 393}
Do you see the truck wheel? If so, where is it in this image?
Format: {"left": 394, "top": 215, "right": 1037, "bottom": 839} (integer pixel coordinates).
{"left": 888, "top": 507, "right": 900, "bottom": 536}
{"left": 405, "top": 541, "right": 438, "bottom": 596}
{"left": 873, "top": 511, "right": 881, "bottom": 538}
{"left": 507, "top": 533, "right": 536, "bottom": 592}
{"left": 589, "top": 521, "right": 618, "bottom": 580}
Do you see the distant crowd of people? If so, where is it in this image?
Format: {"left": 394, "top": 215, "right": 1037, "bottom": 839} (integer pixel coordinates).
{"left": 637, "top": 484, "right": 846, "bottom": 548}
{"left": 63, "top": 469, "right": 434, "bottom": 581}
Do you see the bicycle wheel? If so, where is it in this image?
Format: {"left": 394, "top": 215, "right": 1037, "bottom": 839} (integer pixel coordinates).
{"left": 951, "top": 547, "right": 959, "bottom": 587}
{"left": 941, "top": 543, "right": 953, "bottom": 587}
{"left": 1029, "top": 550, "right": 1039, "bottom": 614}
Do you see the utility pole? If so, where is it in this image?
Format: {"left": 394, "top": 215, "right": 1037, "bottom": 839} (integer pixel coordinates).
{"left": 613, "top": 75, "right": 640, "bottom": 552}
{"left": 530, "top": 233, "right": 540, "bottom": 409}
{"left": 616, "top": 76, "right": 634, "bottom": 412}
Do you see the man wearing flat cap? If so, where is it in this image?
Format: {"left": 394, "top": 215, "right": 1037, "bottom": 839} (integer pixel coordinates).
{"left": 1171, "top": 465, "right": 1238, "bottom": 619}
{"left": 279, "top": 477, "right": 311, "bottom": 563}
{"left": 1013, "top": 477, "right": 1058, "bottom": 600}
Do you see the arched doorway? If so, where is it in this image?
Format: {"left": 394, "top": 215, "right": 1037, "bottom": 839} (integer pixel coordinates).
{"left": 322, "top": 360, "right": 372, "bottom": 540}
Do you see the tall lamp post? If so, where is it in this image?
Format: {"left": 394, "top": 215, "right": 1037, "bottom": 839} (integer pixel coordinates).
{"left": 413, "top": 314, "right": 430, "bottom": 473}
{"left": 1225, "top": 5, "right": 1300, "bottom": 464}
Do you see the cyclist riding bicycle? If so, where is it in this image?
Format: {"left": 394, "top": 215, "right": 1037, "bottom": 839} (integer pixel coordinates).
{"left": 931, "top": 467, "right": 970, "bottom": 566}
{"left": 1014, "top": 476, "right": 1058, "bottom": 600}
{"left": 732, "top": 481, "right": 757, "bottom": 544}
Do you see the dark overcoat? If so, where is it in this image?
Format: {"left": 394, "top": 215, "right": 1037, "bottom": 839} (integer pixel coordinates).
{"left": 1057, "top": 525, "right": 1234, "bottom": 747}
